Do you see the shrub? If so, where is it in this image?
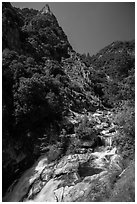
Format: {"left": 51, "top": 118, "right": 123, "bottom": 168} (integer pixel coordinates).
{"left": 76, "top": 115, "right": 97, "bottom": 141}
{"left": 113, "top": 102, "right": 135, "bottom": 158}
{"left": 114, "top": 103, "right": 135, "bottom": 137}
{"left": 47, "top": 144, "right": 62, "bottom": 162}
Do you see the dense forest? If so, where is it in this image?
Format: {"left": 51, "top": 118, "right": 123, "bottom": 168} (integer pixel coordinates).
{"left": 2, "top": 3, "right": 135, "bottom": 202}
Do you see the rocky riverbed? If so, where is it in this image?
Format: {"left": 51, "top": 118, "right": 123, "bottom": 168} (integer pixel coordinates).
{"left": 3, "top": 109, "right": 124, "bottom": 202}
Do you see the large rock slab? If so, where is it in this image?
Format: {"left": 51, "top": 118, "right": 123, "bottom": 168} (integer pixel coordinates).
{"left": 3, "top": 107, "right": 125, "bottom": 202}
{"left": 28, "top": 179, "right": 63, "bottom": 202}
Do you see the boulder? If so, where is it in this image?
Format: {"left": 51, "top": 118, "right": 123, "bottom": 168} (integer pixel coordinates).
{"left": 75, "top": 148, "right": 88, "bottom": 154}
{"left": 54, "top": 161, "right": 79, "bottom": 177}
{"left": 109, "top": 154, "right": 123, "bottom": 172}
{"left": 3, "top": 155, "right": 55, "bottom": 202}
{"left": 40, "top": 167, "right": 54, "bottom": 181}
{"left": 4, "top": 146, "right": 124, "bottom": 202}
{"left": 62, "top": 170, "right": 110, "bottom": 202}
{"left": 29, "top": 179, "right": 63, "bottom": 202}
{"left": 95, "top": 122, "right": 109, "bottom": 130}
{"left": 63, "top": 181, "right": 89, "bottom": 202}
{"left": 27, "top": 179, "right": 46, "bottom": 200}
{"left": 54, "top": 186, "right": 64, "bottom": 202}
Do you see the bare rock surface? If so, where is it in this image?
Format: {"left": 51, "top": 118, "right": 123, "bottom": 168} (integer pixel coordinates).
{"left": 3, "top": 110, "right": 124, "bottom": 202}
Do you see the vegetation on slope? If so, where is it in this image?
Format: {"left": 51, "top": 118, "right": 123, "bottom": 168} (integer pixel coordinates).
{"left": 2, "top": 3, "right": 135, "bottom": 200}
{"left": 2, "top": 3, "right": 98, "bottom": 194}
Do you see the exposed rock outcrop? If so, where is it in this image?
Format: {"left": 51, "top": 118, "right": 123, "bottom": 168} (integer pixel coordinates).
{"left": 4, "top": 146, "right": 123, "bottom": 202}
{"left": 3, "top": 110, "right": 124, "bottom": 202}
{"left": 40, "top": 4, "right": 52, "bottom": 15}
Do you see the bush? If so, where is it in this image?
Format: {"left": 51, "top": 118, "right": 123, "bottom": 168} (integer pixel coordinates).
{"left": 113, "top": 102, "right": 135, "bottom": 158}
{"left": 114, "top": 103, "right": 135, "bottom": 137}
{"left": 47, "top": 144, "right": 62, "bottom": 162}
{"left": 76, "top": 115, "right": 97, "bottom": 141}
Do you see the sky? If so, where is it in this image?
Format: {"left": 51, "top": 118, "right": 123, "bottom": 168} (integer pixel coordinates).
{"left": 11, "top": 2, "right": 135, "bottom": 56}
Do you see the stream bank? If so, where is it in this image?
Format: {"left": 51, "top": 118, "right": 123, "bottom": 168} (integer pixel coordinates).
{"left": 3, "top": 109, "right": 125, "bottom": 202}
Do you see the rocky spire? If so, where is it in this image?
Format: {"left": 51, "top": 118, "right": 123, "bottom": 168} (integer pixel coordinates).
{"left": 40, "top": 4, "right": 52, "bottom": 15}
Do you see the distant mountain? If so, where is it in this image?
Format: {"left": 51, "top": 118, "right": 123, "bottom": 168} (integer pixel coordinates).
{"left": 90, "top": 40, "right": 135, "bottom": 79}
{"left": 81, "top": 41, "right": 135, "bottom": 107}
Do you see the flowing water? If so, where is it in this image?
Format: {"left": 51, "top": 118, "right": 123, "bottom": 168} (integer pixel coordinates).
{"left": 3, "top": 110, "right": 122, "bottom": 202}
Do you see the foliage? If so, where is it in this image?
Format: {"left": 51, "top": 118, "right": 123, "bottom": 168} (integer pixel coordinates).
{"left": 87, "top": 41, "right": 135, "bottom": 107}
{"left": 80, "top": 52, "right": 93, "bottom": 67}
{"left": 115, "top": 103, "right": 135, "bottom": 137}
{"left": 21, "top": 10, "right": 71, "bottom": 61}
{"left": 47, "top": 144, "right": 62, "bottom": 162}
{"left": 113, "top": 102, "right": 135, "bottom": 158}
{"left": 2, "top": 2, "right": 71, "bottom": 61}
{"left": 3, "top": 52, "right": 70, "bottom": 137}
{"left": 76, "top": 115, "right": 97, "bottom": 141}
{"left": 17, "top": 7, "right": 38, "bottom": 24}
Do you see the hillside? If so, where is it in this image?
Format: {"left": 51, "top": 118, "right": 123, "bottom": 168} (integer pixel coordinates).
{"left": 2, "top": 3, "right": 135, "bottom": 202}
{"left": 80, "top": 40, "right": 135, "bottom": 107}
